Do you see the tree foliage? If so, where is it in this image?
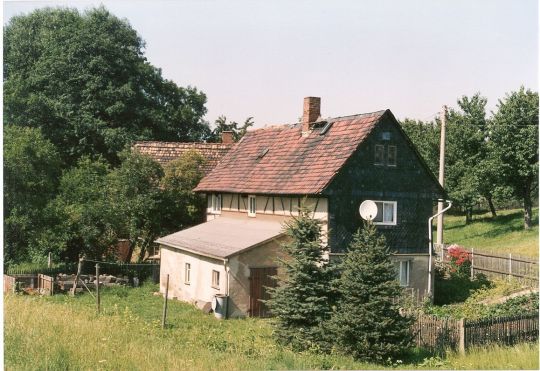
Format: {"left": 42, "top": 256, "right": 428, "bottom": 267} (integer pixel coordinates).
{"left": 328, "top": 222, "right": 413, "bottom": 362}
{"left": 266, "top": 207, "right": 335, "bottom": 351}
{"left": 4, "top": 6, "right": 210, "bottom": 166}
{"left": 209, "top": 115, "right": 254, "bottom": 142}
{"left": 489, "top": 87, "right": 539, "bottom": 229}
{"left": 44, "top": 157, "right": 120, "bottom": 261}
{"left": 109, "top": 150, "right": 164, "bottom": 262}
{"left": 3, "top": 126, "right": 62, "bottom": 265}
{"left": 160, "top": 150, "right": 208, "bottom": 233}
{"left": 400, "top": 118, "right": 440, "bottom": 176}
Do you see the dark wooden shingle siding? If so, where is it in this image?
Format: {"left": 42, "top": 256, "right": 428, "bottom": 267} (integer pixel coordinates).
{"left": 324, "top": 116, "right": 442, "bottom": 254}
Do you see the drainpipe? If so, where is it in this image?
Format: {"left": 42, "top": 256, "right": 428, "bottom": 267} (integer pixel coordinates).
{"left": 427, "top": 199, "right": 452, "bottom": 297}
{"left": 224, "top": 258, "right": 230, "bottom": 319}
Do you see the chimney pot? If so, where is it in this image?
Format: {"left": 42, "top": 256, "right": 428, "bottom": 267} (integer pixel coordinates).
{"left": 221, "top": 131, "right": 234, "bottom": 144}
{"left": 302, "top": 97, "right": 321, "bottom": 135}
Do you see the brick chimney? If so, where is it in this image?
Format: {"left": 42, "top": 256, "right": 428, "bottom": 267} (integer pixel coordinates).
{"left": 302, "top": 97, "right": 321, "bottom": 135}
{"left": 221, "top": 131, "right": 234, "bottom": 144}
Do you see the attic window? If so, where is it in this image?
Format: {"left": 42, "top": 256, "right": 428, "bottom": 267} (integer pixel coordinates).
{"left": 374, "top": 145, "right": 385, "bottom": 165}
{"left": 381, "top": 132, "right": 392, "bottom": 141}
{"left": 257, "top": 148, "right": 269, "bottom": 159}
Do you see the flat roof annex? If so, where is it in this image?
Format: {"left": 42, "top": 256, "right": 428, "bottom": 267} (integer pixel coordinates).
{"left": 155, "top": 217, "right": 285, "bottom": 260}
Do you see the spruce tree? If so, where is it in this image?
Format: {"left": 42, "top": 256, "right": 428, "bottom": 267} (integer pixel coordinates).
{"left": 329, "top": 222, "right": 413, "bottom": 363}
{"left": 266, "top": 206, "right": 335, "bottom": 351}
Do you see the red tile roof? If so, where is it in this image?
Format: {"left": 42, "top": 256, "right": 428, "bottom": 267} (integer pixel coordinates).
{"left": 194, "top": 110, "right": 387, "bottom": 194}
{"left": 133, "top": 141, "right": 233, "bottom": 175}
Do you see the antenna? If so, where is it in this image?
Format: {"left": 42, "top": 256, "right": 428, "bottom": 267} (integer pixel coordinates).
{"left": 359, "top": 200, "right": 378, "bottom": 221}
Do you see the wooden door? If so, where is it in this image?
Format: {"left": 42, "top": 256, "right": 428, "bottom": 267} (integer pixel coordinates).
{"left": 249, "top": 267, "right": 277, "bottom": 318}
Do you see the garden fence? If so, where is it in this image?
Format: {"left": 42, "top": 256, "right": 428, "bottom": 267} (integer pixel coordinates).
{"left": 412, "top": 312, "right": 539, "bottom": 353}
{"left": 434, "top": 244, "right": 538, "bottom": 287}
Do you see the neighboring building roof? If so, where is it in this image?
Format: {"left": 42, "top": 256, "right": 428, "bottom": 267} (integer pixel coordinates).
{"left": 194, "top": 110, "right": 387, "bottom": 194}
{"left": 133, "top": 141, "right": 234, "bottom": 175}
{"left": 155, "top": 217, "right": 285, "bottom": 260}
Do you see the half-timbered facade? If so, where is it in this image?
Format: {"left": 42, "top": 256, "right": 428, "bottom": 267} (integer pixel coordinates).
{"left": 157, "top": 97, "right": 444, "bottom": 318}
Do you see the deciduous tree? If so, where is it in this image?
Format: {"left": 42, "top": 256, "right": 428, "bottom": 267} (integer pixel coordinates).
{"left": 4, "top": 7, "right": 210, "bottom": 167}
{"left": 490, "top": 87, "right": 539, "bottom": 229}
{"left": 3, "top": 126, "right": 61, "bottom": 265}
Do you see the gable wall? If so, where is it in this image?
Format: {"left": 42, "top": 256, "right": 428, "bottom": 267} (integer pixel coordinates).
{"left": 324, "top": 116, "right": 441, "bottom": 254}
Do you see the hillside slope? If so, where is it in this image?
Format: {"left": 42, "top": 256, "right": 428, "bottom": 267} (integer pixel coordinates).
{"left": 438, "top": 208, "right": 538, "bottom": 257}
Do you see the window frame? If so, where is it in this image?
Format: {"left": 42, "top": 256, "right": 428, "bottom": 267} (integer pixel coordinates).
{"left": 184, "top": 262, "right": 191, "bottom": 285}
{"left": 387, "top": 145, "right": 397, "bottom": 167}
{"left": 374, "top": 144, "right": 385, "bottom": 165}
{"left": 211, "top": 270, "right": 220, "bottom": 289}
{"left": 211, "top": 193, "right": 222, "bottom": 214}
{"left": 372, "top": 200, "right": 397, "bottom": 226}
{"left": 397, "top": 260, "right": 410, "bottom": 287}
{"left": 248, "top": 195, "right": 256, "bottom": 217}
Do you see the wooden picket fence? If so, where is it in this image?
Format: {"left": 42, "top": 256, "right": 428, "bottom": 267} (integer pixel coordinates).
{"left": 412, "top": 313, "right": 539, "bottom": 353}
{"left": 435, "top": 244, "right": 538, "bottom": 287}
{"left": 37, "top": 274, "right": 54, "bottom": 295}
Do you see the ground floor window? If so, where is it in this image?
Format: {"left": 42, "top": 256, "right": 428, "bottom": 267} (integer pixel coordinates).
{"left": 185, "top": 263, "right": 191, "bottom": 284}
{"left": 212, "top": 270, "right": 220, "bottom": 289}
{"left": 395, "top": 260, "right": 410, "bottom": 287}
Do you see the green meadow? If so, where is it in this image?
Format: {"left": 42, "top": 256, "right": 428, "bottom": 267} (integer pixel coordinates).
{"left": 5, "top": 284, "right": 538, "bottom": 370}
{"left": 439, "top": 208, "right": 538, "bottom": 257}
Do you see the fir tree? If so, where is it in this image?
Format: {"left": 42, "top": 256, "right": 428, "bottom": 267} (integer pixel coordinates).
{"left": 329, "top": 222, "right": 413, "bottom": 363}
{"left": 266, "top": 206, "right": 335, "bottom": 351}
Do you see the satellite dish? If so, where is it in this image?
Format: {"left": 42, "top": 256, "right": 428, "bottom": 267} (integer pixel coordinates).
{"left": 359, "top": 200, "right": 378, "bottom": 221}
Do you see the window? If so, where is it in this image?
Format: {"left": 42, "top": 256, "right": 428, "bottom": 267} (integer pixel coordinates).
{"left": 387, "top": 145, "right": 397, "bottom": 167}
{"left": 395, "top": 260, "right": 410, "bottom": 287}
{"left": 373, "top": 201, "right": 397, "bottom": 225}
{"left": 374, "top": 144, "right": 385, "bottom": 165}
{"left": 212, "top": 270, "right": 220, "bottom": 289}
{"left": 184, "top": 263, "right": 191, "bottom": 284}
{"left": 248, "top": 195, "right": 256, "bottom": 217}
{"left": 211, "top": 194, "right": 221, "bottom": 213}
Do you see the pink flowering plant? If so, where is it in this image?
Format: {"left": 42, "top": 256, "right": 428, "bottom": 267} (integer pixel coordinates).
{"left": 446, "top": 244, "right": 471, "bottom": 276}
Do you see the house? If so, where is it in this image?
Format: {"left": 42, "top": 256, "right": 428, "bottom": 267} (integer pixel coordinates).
{"left": 133, "top": 131, "right": 235, "bottom": 175}
{"left": 156, "top": 97, "right": 444, "bottom": 318}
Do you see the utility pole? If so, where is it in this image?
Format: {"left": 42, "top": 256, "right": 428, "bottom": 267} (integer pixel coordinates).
{"left": 436, "top": 105, "right": 447, "bottom": 246}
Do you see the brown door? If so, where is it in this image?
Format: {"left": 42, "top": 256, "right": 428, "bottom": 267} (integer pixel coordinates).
{"left": 249, "top": 267, "right": 277, "bottom": 318}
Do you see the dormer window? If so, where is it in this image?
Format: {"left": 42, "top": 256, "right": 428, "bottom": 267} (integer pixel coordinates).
{"left": 248, "top": 195, "right": 256, "bottom": 217}
{"left": 211, "top": 194, "right": 221, "bottom": 213}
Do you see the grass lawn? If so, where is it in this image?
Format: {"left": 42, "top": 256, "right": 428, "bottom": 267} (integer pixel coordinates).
{"left": 4, "top": 284, "right": 539, "bottom": 370}
{"left": 438, "top": 208, "right": 539, "bottom": 257}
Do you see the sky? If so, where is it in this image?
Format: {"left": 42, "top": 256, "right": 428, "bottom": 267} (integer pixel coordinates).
{"left": 3, "top": 0, "right": 538, "bottom": 128}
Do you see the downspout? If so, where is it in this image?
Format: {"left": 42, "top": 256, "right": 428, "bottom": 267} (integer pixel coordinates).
{"left": 427, "top": 199, "right": 452, "bottom": 297}
{"left": 224, "top": 258, "right": 230, "bottom": 319}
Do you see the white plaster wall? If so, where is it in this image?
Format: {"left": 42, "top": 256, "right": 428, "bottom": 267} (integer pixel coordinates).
{"left": 160, "top": 245, "right": 225, "bottom": 308}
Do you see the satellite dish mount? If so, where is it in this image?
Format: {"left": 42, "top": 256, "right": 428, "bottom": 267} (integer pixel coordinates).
{"left": 359, "top": 200, "right": 378, "bottom": 221}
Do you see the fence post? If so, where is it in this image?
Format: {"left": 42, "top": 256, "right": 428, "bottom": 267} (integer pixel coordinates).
{"left": 508, "top": 253, "right": 512, "bottom": 280}
{"left": 96, "top": 264, "right": 100, "bottom": 315}
{"left": 458, "top": 318, "right": 466, "bottom": 354}
{"left": 162, "top": 274, "right": 169, "bottom": 329}
{"left": 470, "top": 248, "right": 474, "bottom": 280}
